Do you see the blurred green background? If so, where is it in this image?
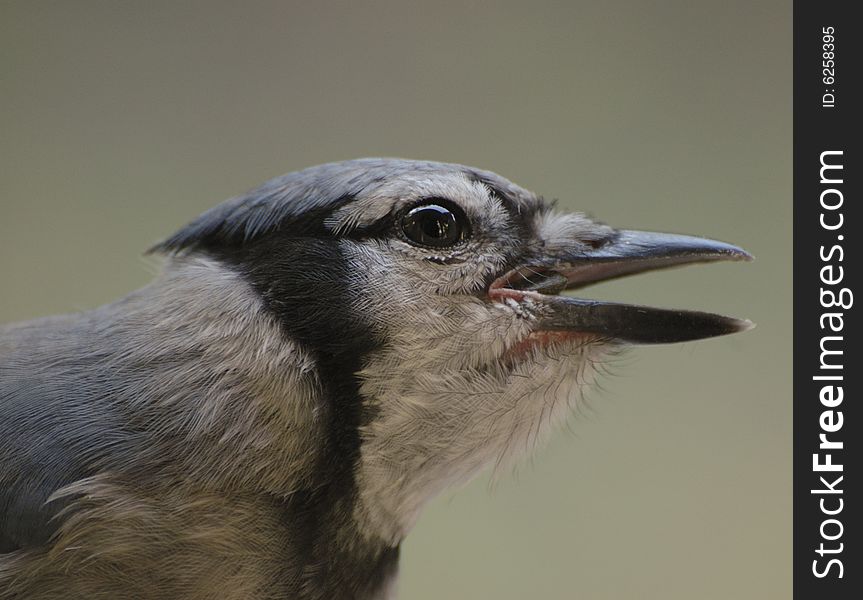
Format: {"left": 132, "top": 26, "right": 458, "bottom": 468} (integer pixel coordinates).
{"left": 0, "top": 1, "right": 789, "bottom": 598}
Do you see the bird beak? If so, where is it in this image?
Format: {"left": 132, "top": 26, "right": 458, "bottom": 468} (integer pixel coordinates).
{"left": 488, "top": 230, "right": 754, "bottom": 344}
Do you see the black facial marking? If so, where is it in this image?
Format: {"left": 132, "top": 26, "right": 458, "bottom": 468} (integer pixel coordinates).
{"left": 208, "top": 234, "right": 379, "bottom": 472}
{"left": 155, "top": 194, "right": 359, "bottom": 253}
{"left": 272, "top": 491, "right": 400, "bottom": 599}
{"left": 343, "top": 211, "right": 399, "bottom": 240}
{"left": 467, "top": 172, "right": 539, "bottom": 241}
{"left": 202, "top": 232, "right": 393, "bottom": 595}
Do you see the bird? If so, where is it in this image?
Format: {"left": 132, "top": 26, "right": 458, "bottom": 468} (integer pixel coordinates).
{"left": 0, "top": 158, "right": 752, "bottom": 599}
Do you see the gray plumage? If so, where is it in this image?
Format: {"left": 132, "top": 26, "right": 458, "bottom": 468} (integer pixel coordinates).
{"left": 152, "top": 158, "right": 533, "bottom": 253}
{"left": 0, "top": 159, "right": 751, "bottom": 599}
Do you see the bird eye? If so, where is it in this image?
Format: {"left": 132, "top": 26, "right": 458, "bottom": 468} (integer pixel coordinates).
{"left": 400, "top": 202, "right": 469, "bottom": 248}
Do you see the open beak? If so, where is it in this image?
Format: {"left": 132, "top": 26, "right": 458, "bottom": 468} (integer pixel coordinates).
{"left": 488, "top": 230, "right": 754, "bottom": 344}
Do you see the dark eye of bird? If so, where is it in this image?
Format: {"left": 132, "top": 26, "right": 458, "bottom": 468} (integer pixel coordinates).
{"left": 400, "top": 203, "right": 469, "bottom": 248}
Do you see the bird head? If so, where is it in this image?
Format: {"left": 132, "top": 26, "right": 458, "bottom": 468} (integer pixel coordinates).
{"left": 154, "top": 158, "right": 751, "bottom": 543}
